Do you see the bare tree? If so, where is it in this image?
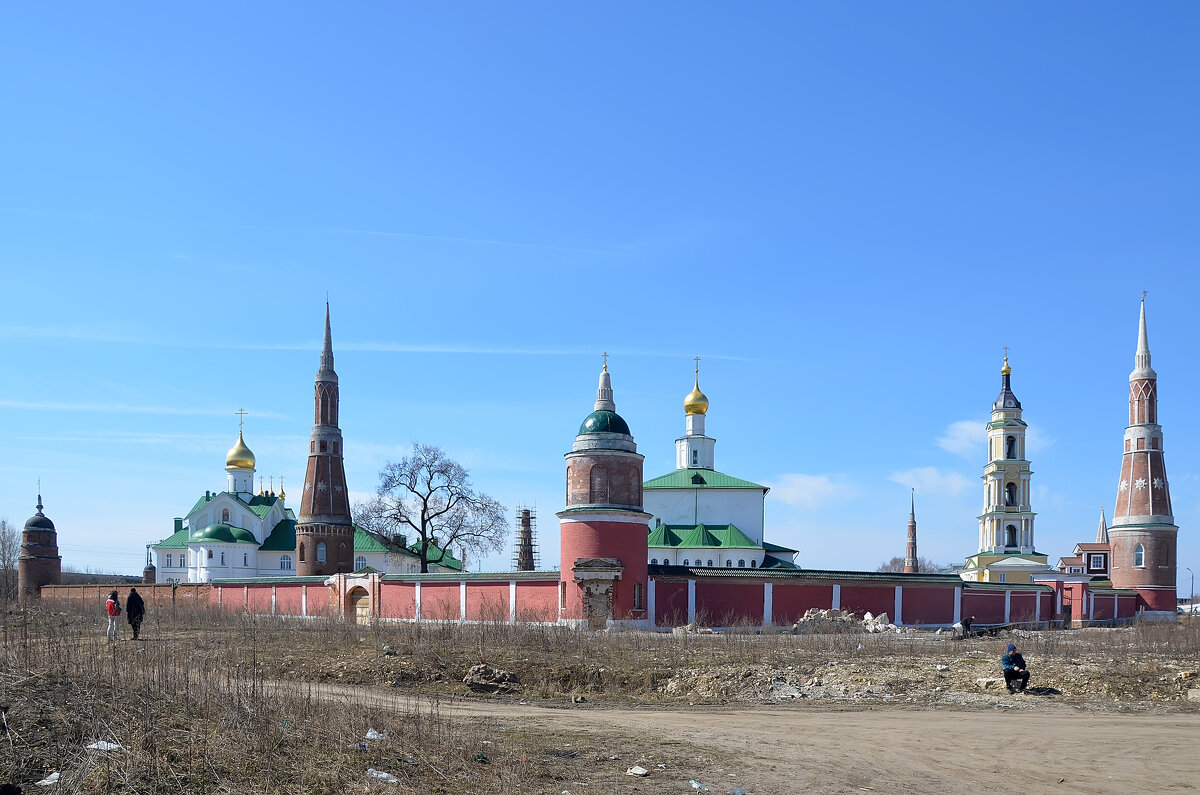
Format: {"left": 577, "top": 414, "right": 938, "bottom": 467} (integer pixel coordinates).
{"left": 372, "top": 443, "right": 507, "bottom": 573}
{"left": 0, "top": 519, "right": 19, "bottom": 602}
{"left": 876, "top": 555, "right": 945, "bottom": 574}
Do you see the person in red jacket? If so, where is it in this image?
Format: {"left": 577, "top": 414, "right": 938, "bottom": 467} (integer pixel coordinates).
{"left": 105, "top": 591, "right": 121, "bottom": 643}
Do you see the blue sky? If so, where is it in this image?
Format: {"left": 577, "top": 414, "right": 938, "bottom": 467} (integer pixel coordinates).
{"left": 2, "top": 4, "right": 1198, "bottom": 592}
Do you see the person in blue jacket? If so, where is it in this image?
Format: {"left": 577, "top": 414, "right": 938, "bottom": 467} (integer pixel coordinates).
{"left": 1002, "top": 642, "right": 1029, "bottom": 693}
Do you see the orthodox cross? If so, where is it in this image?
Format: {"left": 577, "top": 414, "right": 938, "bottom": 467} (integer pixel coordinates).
{"left": 694, "top": 355, "right": 701, "bottom": 375}
{"left": 602, "top": 351, "right": 608, "bottom": 372}
{"left": 235, "top": 407, "right": 248, "bottom": 432}
{"left": 1002, "top": 345, "right": 1010, "bottom": 360}
{"left": 1142, "top": 289, "right": 1148, "bottom": 302}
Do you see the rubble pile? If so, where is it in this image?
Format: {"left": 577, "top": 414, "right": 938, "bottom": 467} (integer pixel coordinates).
{"left": 790, "top": 608, "right": 857, "bottom": 634}
{"left": 463, "top": 663, "right": 522, "bottom": 694}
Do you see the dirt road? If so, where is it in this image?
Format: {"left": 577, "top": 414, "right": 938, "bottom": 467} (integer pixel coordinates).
{"left": 279, "top": 681, "right": 1200, "bottom": 793}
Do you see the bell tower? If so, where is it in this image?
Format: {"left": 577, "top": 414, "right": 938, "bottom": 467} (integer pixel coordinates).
{"left": 1109, "top": 296, "right": 1177, "bottom": 615}
{"left": 978, "top": 354, "right": 1037, "bottom": 555}
{"left": 295, "top": 303, "right": 354, "bottom": 576}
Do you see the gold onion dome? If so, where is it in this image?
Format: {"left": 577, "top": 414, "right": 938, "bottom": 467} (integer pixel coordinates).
{"left": 684, "top": 379, "right": 709, "bottom": 415}
{"left": 1001, "top": 355, "right": 1012, "bottom": 375}
{"left": 225, "top": 431, "right": 256, "bottom": 470}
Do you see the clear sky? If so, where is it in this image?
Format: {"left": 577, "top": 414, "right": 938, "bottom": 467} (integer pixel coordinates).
{"left": 2, "top": 4, "right": 1198, "bottom": 593}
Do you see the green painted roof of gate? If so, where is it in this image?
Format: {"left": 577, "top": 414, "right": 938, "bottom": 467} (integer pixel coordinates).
{"left": 644, "top": 469, "right": 767, "bottom": 491}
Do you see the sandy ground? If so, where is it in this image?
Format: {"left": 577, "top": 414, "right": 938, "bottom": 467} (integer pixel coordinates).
{"left": 283, "top": 681, "right": 1200, "bottom": 794}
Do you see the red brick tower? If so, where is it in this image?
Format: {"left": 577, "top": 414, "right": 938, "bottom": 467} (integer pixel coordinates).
{"left": 296, "top": 303, "right": 354, "bottom": 576}
{"left": 1109, "top": 296, "right": 1178, "bottom": 616}
{"left": 17, "top": 494, "right": 61, "bottom": 601}
{"left": 904, "top": 491, "right": 919, "bottom": 574}
{"left": 558, "top": 361, "right": 651, "bottom": 628}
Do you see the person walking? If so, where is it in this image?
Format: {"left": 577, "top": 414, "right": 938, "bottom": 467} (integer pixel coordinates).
{"left": 105, "top": 591, "right": 121, "bottom": 643}
{"left": 126, "top": 588, "right": 146, "bottom": 640}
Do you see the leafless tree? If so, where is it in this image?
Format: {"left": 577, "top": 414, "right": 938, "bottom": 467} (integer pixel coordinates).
{"left": 876, "top": 555, "right": 945, "bottom": 574}
{"left": 371, "top": 443, "right": 507, "bottom": 573}
{"left": 0, "top": 518, "right": 20, "bottom": 602}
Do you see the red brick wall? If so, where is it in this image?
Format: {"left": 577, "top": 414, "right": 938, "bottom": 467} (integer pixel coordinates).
{"left": 771, "top": 584, "right": 835, "bottom": 625}
{"left": 839, "top": 585, "right": 896, "bottom": 619}
{"left": 695, "top": 582, "right": 763, "bottom": 625}
{"left": 380, "top": 582, "right": 416, "bottom": 619}
{"left": 514, "top": 580, "right": 559, "bottom": 622}
{"left": 962, "top": 590, "right": 1007, "bottom": 624}
{"left": 465, "top": 583, "right": 510, "bottom": 622}
{"left": 901, "top": 586, "right": 956, "bottom": 626}
{"left": 420, "top": 582, "right": 460, "bottom": 620}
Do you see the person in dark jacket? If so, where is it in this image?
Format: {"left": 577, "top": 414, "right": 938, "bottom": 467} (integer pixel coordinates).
{"left": 126, "top": 588, "right": 146, "bottom": 640}
{"left": 1001, "top": 642, "right": 1029, "bottom": 693}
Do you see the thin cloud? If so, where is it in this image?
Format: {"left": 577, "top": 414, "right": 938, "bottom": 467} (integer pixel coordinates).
{"left": 937, "top": 420, "right": 985, "bottom": 459}
{"left": 889, "top": 467, "right": 973, "bottom": 497}
{"left": 765, "top": 473, "right": 859, "bottom": 509}
{"left": 0, "top": 400, "right": 288, "bottom": 419}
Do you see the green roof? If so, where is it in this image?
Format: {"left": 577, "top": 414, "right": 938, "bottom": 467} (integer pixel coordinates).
{"left": 578, "top": 410, "right": 631, "bottom": 436}
{"left": 191, "top": 523, "right": 258, "bottom": 544}
{"left": 258, "top": 519, "right": 296, "bottom": 551}
{"left": 353, "top": 526, "right": 392, "bottom": 553}
{"left": 644, "top": 469, "right": 767, "bottom": 491}
{"left": 759, "top": 555, "right": 801, "bottom": 570}
{"left": 762, "top": 540, "right": 799, "bottom": 554}
{"left": 241, "top": 494, "right": 280, "bottom": 518}
{"left": 648, "top": 523, "right": 760, "bottom": 549}
{"left": 187, "top": 492, "right": 218, "bottom": 515}
{"left": 155, "top": 525, "right": 192, "bottom": 549}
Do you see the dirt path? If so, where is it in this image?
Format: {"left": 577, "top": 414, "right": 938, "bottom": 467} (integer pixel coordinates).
{"left": 275, "top": 682, "right": 1200, "bottom": 793}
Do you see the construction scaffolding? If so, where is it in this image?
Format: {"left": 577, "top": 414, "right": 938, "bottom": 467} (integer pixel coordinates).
{"left": 511, "top": 506, "right": 539, "bottom": 571}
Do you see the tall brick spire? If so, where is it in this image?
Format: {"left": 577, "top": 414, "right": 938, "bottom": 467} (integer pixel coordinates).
{"left": 1109, "top": 296, "right": 1177, "bottom": 614}
{"left": 904, "top": 490, "right": 918, "bottom": 574}
{"left": 296, "top": 302, "right": 354, "bottom": 576}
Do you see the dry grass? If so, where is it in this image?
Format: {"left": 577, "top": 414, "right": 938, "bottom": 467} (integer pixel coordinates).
{"left": 3, "top": 605, "right": 1199, "bottom": 792}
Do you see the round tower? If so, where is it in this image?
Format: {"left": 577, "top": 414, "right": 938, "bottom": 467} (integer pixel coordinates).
{"left": 557, "top": 360, "right": 650, "bottom": 629}
{"left": 1109, "top": 297, "right": 1177, "bottom": 616}
{"left": 17, "top": 494, "right": 62, "bottom": 601}
{"left": 296, "top": 303, "right": 355, "bottom": 576}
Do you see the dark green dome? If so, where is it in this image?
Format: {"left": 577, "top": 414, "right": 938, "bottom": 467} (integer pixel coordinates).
{"left": 194, "top": 523, "right": 236, "bottom": 543}
{"left": 578, "top": 410, "right": 631, "bottom": 436}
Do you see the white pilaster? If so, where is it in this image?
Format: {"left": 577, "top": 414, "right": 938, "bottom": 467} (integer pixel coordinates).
{"left": 459, "top": 580, "right": 467, "bottom": 622}
{"left": 414, "top": 582, "right": 422, "bottom": 621}
{"left": 300, "top": 585, "right": 306, "bottom": 617}
{"left": 271, "top": 585, "right": 277, "bottom": 615}
{"left": 763, "top": 582, "right": 774, "bottom": 628}
{"left": 509, "top": 581, "right": 517, "bottom": 624}
{"left": 832, "top": 584, "right": 841, "bottom": 610}
{"left": 894, "top": 585, "right": 903, "bottom": 626}
{"left": 687, "top": 580, "right": 696, "bottom": 624}
{"left": 648, "top": 579, "right": 657, "bottom": 630}
{"left": 1004, "top": 590, "right": 1012, "bottom": 623}
{"left": 953, "top": 586, "right": 962, "bottom": 624}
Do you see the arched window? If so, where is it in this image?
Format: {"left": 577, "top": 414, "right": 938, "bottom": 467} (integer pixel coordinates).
{"left": 589, "top": 466, "right": 610, "bottom": 504}
{"left": 683, "top": 559, "right": 690, "bottom": 566}
{"left": 222, "top": 508, "right": 229, "bottom": 522}
{"left": 280, "top": 555, "right": 292, "bottom": 570}
{"left": 1005, "top": 524, "right": 1017, "bottom": 548}
{"left": 298, "top": 544, "right": 305, "bottom": 562}
{"left": 355, "top": 555, "right": 367, "bottom": 570}
{"left": 1134, "top": 544, "right": 1145, "bottom": 567}
{"left": 243, "top": 553, "right": 247, "bottom": 566}
{"left": 650, "top": 558, "right": 658, "bottom": 565}
{"left": 706, "top": 559, "right": 713, "bottom": 567}
{"left": 207, "top": 549, "right": 213, "bottom": 560}
{"left": 738, "top": 559, "right": 746, "bottom": 567}
{"left": 692, "top": 450, "right": 698, "bottom": 466}
{"left": 317, "top": 542, "right": 327, "bottom": 563}
{"left": 662, "top": 558, "right": 670, "bottom": 565}
{"left": 1005, "top": 483, "right": 1017, "bottom": 506}
{"left": 1006, "top": 436, "right": 1016, "bottom": 459}
{"left": 750, "top": 560, "right": 757, "bottom": 568}
{"left": 220, "top": 552, "right": 225, "bottom": 565}
{"left": 633, "top": 582, "right": 645, "bottom": 610}
{"left": 726, "top": 560, "right": 733, "bottom": 567}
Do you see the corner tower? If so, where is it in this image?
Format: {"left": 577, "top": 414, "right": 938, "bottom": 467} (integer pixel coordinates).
{"left": 904, "top": 491, "right": 918, "bottom": 574}
{"left": 1109, "top": 297, "right": 1177, "bottom": 615}
{"left": 296, "top": 303, "right": 354, "bottom": 576}
{"left": 18, "top": 494, "right": 61, "bottom": 601}
{"left": 558, "top": 360, "right": 651, "bottom": 629}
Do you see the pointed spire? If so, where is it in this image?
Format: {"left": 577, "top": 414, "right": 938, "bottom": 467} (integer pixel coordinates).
{"left": 1096, "top": 506, "right": 1109, "bottom": 545}
{"left": 909, "top": 489, "right": 915, "bottom": 521}
{"left": 594, "top": 355, "right": 616, "bottom": 412}
{"left": 320, "top": 301, "right": 335, "bottom": 374}
{"left": 35, "top": 492, "right": 44, "bottom": 516}
{"left": 1132, "top": 292, "right": 1156, "bottom": 380}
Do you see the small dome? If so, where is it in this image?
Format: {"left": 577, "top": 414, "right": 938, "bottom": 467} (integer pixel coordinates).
{"left": 578, "top": 410, "right": 631, "bottom": 436}
{"left": 1001, "top": 355, "right": 1011, "bottom": 375}
{"left": 225, "top": 431, "right": 256, "bottom": 470}
{"left": 193, "top": 523, "right": 236, "bottom": 543}
{"left": 24, "top": 495, "right": 54, "bottom": 531}
{"left": 684, "top": 380, "right": 709, "bottom": 415}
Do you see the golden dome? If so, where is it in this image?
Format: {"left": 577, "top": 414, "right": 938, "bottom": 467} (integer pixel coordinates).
{"left": 684, "top": 379, "right": 709, "bottom": 415}
{"left": 225, "top": 431, "right": 256, "bottom": 470}
{"left": 1001, "top": 355, "right": 1011, "bottom": 375}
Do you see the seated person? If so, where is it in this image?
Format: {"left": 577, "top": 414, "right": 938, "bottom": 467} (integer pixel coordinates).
{"left": 1001, "top": 642, "right": 1029, "bottom": 693}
